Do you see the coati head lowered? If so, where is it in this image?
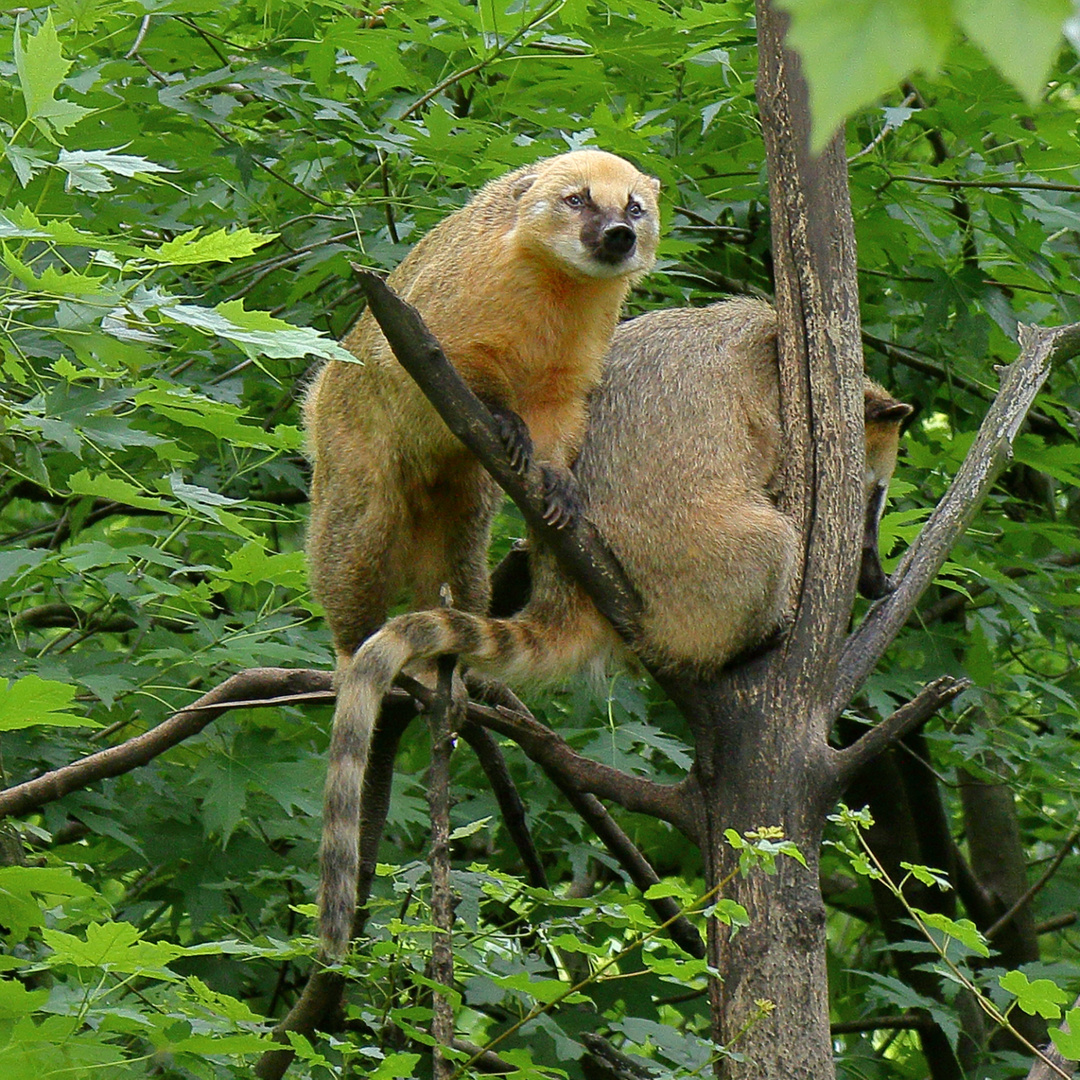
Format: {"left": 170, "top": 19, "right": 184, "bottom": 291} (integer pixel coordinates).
{"left": 508, "top": 149, "right": 661, "bottom": 281}
{"left": 859, "top": 382, "right": 913, "bottom": 599}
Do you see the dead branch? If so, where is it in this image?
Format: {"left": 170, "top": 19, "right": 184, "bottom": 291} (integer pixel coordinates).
{"left": 0, "top": 668, "right": 332, "bottom": 821}
{"left": 833, "top": 321, "right": 1080, "bottom": 714}
{"left": 831, "top": 675, "right": 971, "bottom": 788}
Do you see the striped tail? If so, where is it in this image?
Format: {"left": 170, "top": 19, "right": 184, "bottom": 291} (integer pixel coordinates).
{"left": 318, "top": 603, "right": 604, "bottom": 958}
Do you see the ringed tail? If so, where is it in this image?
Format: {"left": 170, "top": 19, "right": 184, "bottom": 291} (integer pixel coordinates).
{"left": 318, "top": 603, "right": 603, "bottom": 959}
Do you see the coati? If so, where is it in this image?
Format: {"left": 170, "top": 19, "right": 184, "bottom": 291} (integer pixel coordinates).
{"left": 304, "top": 150, "right": 662, "bottom": 666}
{"left": 318, "top": 297, "right": 912, "bottom": 958}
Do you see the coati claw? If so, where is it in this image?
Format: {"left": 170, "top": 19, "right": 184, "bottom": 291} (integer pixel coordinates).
{"left": 490, "top": 407, "right": 534, "bottom": 474}
{"left": 540, "top": 466, "right": 581, "bottom": 530}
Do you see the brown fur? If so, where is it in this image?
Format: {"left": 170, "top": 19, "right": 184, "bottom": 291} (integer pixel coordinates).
{"left": 316, "top": 297, "right": 911, "bottom": 958}
{"left": 304, "top": 150, "right": 661, "bottom": 666}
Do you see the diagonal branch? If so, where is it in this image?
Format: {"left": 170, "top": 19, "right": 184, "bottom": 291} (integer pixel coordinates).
{"left": 469, "top": 699, "right": 697, "bottom": 841}
{"left": 459, "top": 722, "right": 548, "bottom": 889}
{"left": 355, "top": 269, "right": 641, "bottom": 642}
{"left": 832, "top": 322, "right": 1080, "bottom": 714}
{"left": 397, "top": 674, "right": 691, "bottom": 839}
{"left": 546, "top": 775, "right": 705, "bottom": 959}
{"left": 830, "top": 675, "right": 971, "bottom": 790}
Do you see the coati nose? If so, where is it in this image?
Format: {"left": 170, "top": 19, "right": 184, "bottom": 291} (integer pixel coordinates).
{"left": 601, "top": 224, "right": 637, "bottom": 258}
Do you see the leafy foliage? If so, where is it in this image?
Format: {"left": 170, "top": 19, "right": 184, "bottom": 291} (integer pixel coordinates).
{"left": 2, "top": 1, "right": 1080, "bottom": 1077}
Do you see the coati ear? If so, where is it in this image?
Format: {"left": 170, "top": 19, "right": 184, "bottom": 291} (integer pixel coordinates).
{"left": 866, "top": 400, "right": 914, "bottom": 423}
{"left": 511, "top": 173, "right": 540, "bottom": 199}
{"left": 645, "top": 175, "right": 661, "bottom": 196}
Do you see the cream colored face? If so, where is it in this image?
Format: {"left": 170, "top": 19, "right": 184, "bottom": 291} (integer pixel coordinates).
{"left": 513, "top": 150, "right": 661, "bottom": 279}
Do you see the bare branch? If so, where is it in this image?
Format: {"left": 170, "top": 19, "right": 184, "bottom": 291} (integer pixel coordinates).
{"left": 0, "top": 668, "right": 332, "bottom": 821}
{"left": 832, "top": 322, "right": 1080, "bottom": 714}
{"left": 987, "top": 824, "right": 1080, "bottom": 942}
{"left": 459, "top": 722, "right": 548, "bottom": 889}
{"left": 354, "top": 269, "right": 642, "bottom": 642}
{"left": 546, "top": 776, "right": 705, "bottom": 959}
{"left": 831, "top": 675, "right": 971, "bottom": 789}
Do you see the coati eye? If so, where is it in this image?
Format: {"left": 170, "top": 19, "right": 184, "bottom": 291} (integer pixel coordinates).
{"left": 627, "top": 199, "right": 644, "bottom": 218}
{"left": 563, "top": 193, "right": 585, "bottom": 208}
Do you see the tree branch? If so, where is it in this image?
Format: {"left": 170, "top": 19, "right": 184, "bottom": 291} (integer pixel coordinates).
{"left": 458, "top": 722, "right": 549, "bottom": 889}
{"left": 986, "top": 824, "right": 1080, "bottom": 942}
{"left": 0, "top": 668, "right": 333, "bottom": 820}
{"left": 831, "top": 675, "right": 972, "bottom": 789}
{"left": 832, "top": 322, "right": 1080, "bottom": 714}
{"left": 465, "top": 698, "right": 697, "bottom": 841}
{"left": 395, "top": 674, "right": 693, "bottom": 840}
{"left": 354, "top": 269, "right": 642, "bottom": 642}
{"left": 544, "top": 775, "right": 705, "bottom": 959}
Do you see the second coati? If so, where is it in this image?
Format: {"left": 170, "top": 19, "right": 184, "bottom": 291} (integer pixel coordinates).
{"left": 318, "top": 297, "right": 912, "bottom": 957}
{"left": 304, "top": 150, "right": 661, "bottom": 666}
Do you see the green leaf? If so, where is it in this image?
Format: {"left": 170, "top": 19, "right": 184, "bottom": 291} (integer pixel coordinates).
{"left": 1050, "top": 1010, "right": 1080, "bottom": 1061}
{"left": 0, "top": 867, "right": 94, "bottom": 942}
{"left": 955, "top": 0, "right": 1070, "bottom": 103}
{"left": 56, "top": 148, "right": 174, "bottom": 193}
{"left": 911, "top": 910, "right": 990, "bottom": 957}
{"left": 0, "top": 980, "right": 49, "bottom": 1020}
{"left": 146, "top": 227, "right": 278, "bottom": 266}
{"left": 0, "top": 675, "right": 96, "bottom": 730}
{"left": 900, "top": 861, "right": 953, "bottom": 890}
{"left": 777, "top": 0, "right": 952, "bottom": 150}
{"left": 999, "top": 970, "right": 1069, "bottom": 1018}
{"left": 67, "top": 470, "right": 170, "bottom": 513}
{"left": 161, "top": 301, "right": 358, "bottom": 362}
{"left": 13, "top": 13, "right": 94, "bottom": 140}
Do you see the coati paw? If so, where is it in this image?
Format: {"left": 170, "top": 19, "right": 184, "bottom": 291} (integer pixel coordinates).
{"left": 489, "top": 407, "right": 534, "bottom": 474}
{"left": 540, "top": 466, "right": 582, "bottom": 530}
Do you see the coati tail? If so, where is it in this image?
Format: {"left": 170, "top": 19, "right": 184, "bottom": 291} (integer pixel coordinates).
{"left": 318, "top": 603, "right": 606, "bottom": 958}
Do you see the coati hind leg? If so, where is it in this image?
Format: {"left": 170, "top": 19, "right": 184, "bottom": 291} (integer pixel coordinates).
{"left": 308, "top": 490, "right": 409, "bottom": 665}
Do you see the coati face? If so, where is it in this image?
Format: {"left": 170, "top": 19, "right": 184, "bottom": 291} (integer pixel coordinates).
{"left": 511, "top": 149, "right": 661, "bottom": 280}
{"left": 859, "top": 382, "right": 914, "bottom": 599}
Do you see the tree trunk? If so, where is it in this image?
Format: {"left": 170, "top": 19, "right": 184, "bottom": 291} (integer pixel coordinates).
{"left": 672, "top": 3, "right": 865, "bottom": 1074}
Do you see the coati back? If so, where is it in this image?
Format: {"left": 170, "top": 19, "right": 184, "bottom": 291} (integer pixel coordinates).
{"left": 318, "top": 297, "right": 911, "bottom": 957}
{"left": 304, "top": 150, "right": 661, "bottom": 666}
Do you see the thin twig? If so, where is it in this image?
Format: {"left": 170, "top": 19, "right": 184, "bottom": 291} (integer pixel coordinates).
{"left": 429, "top": 647, "right": 460, "bottom": 1078}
